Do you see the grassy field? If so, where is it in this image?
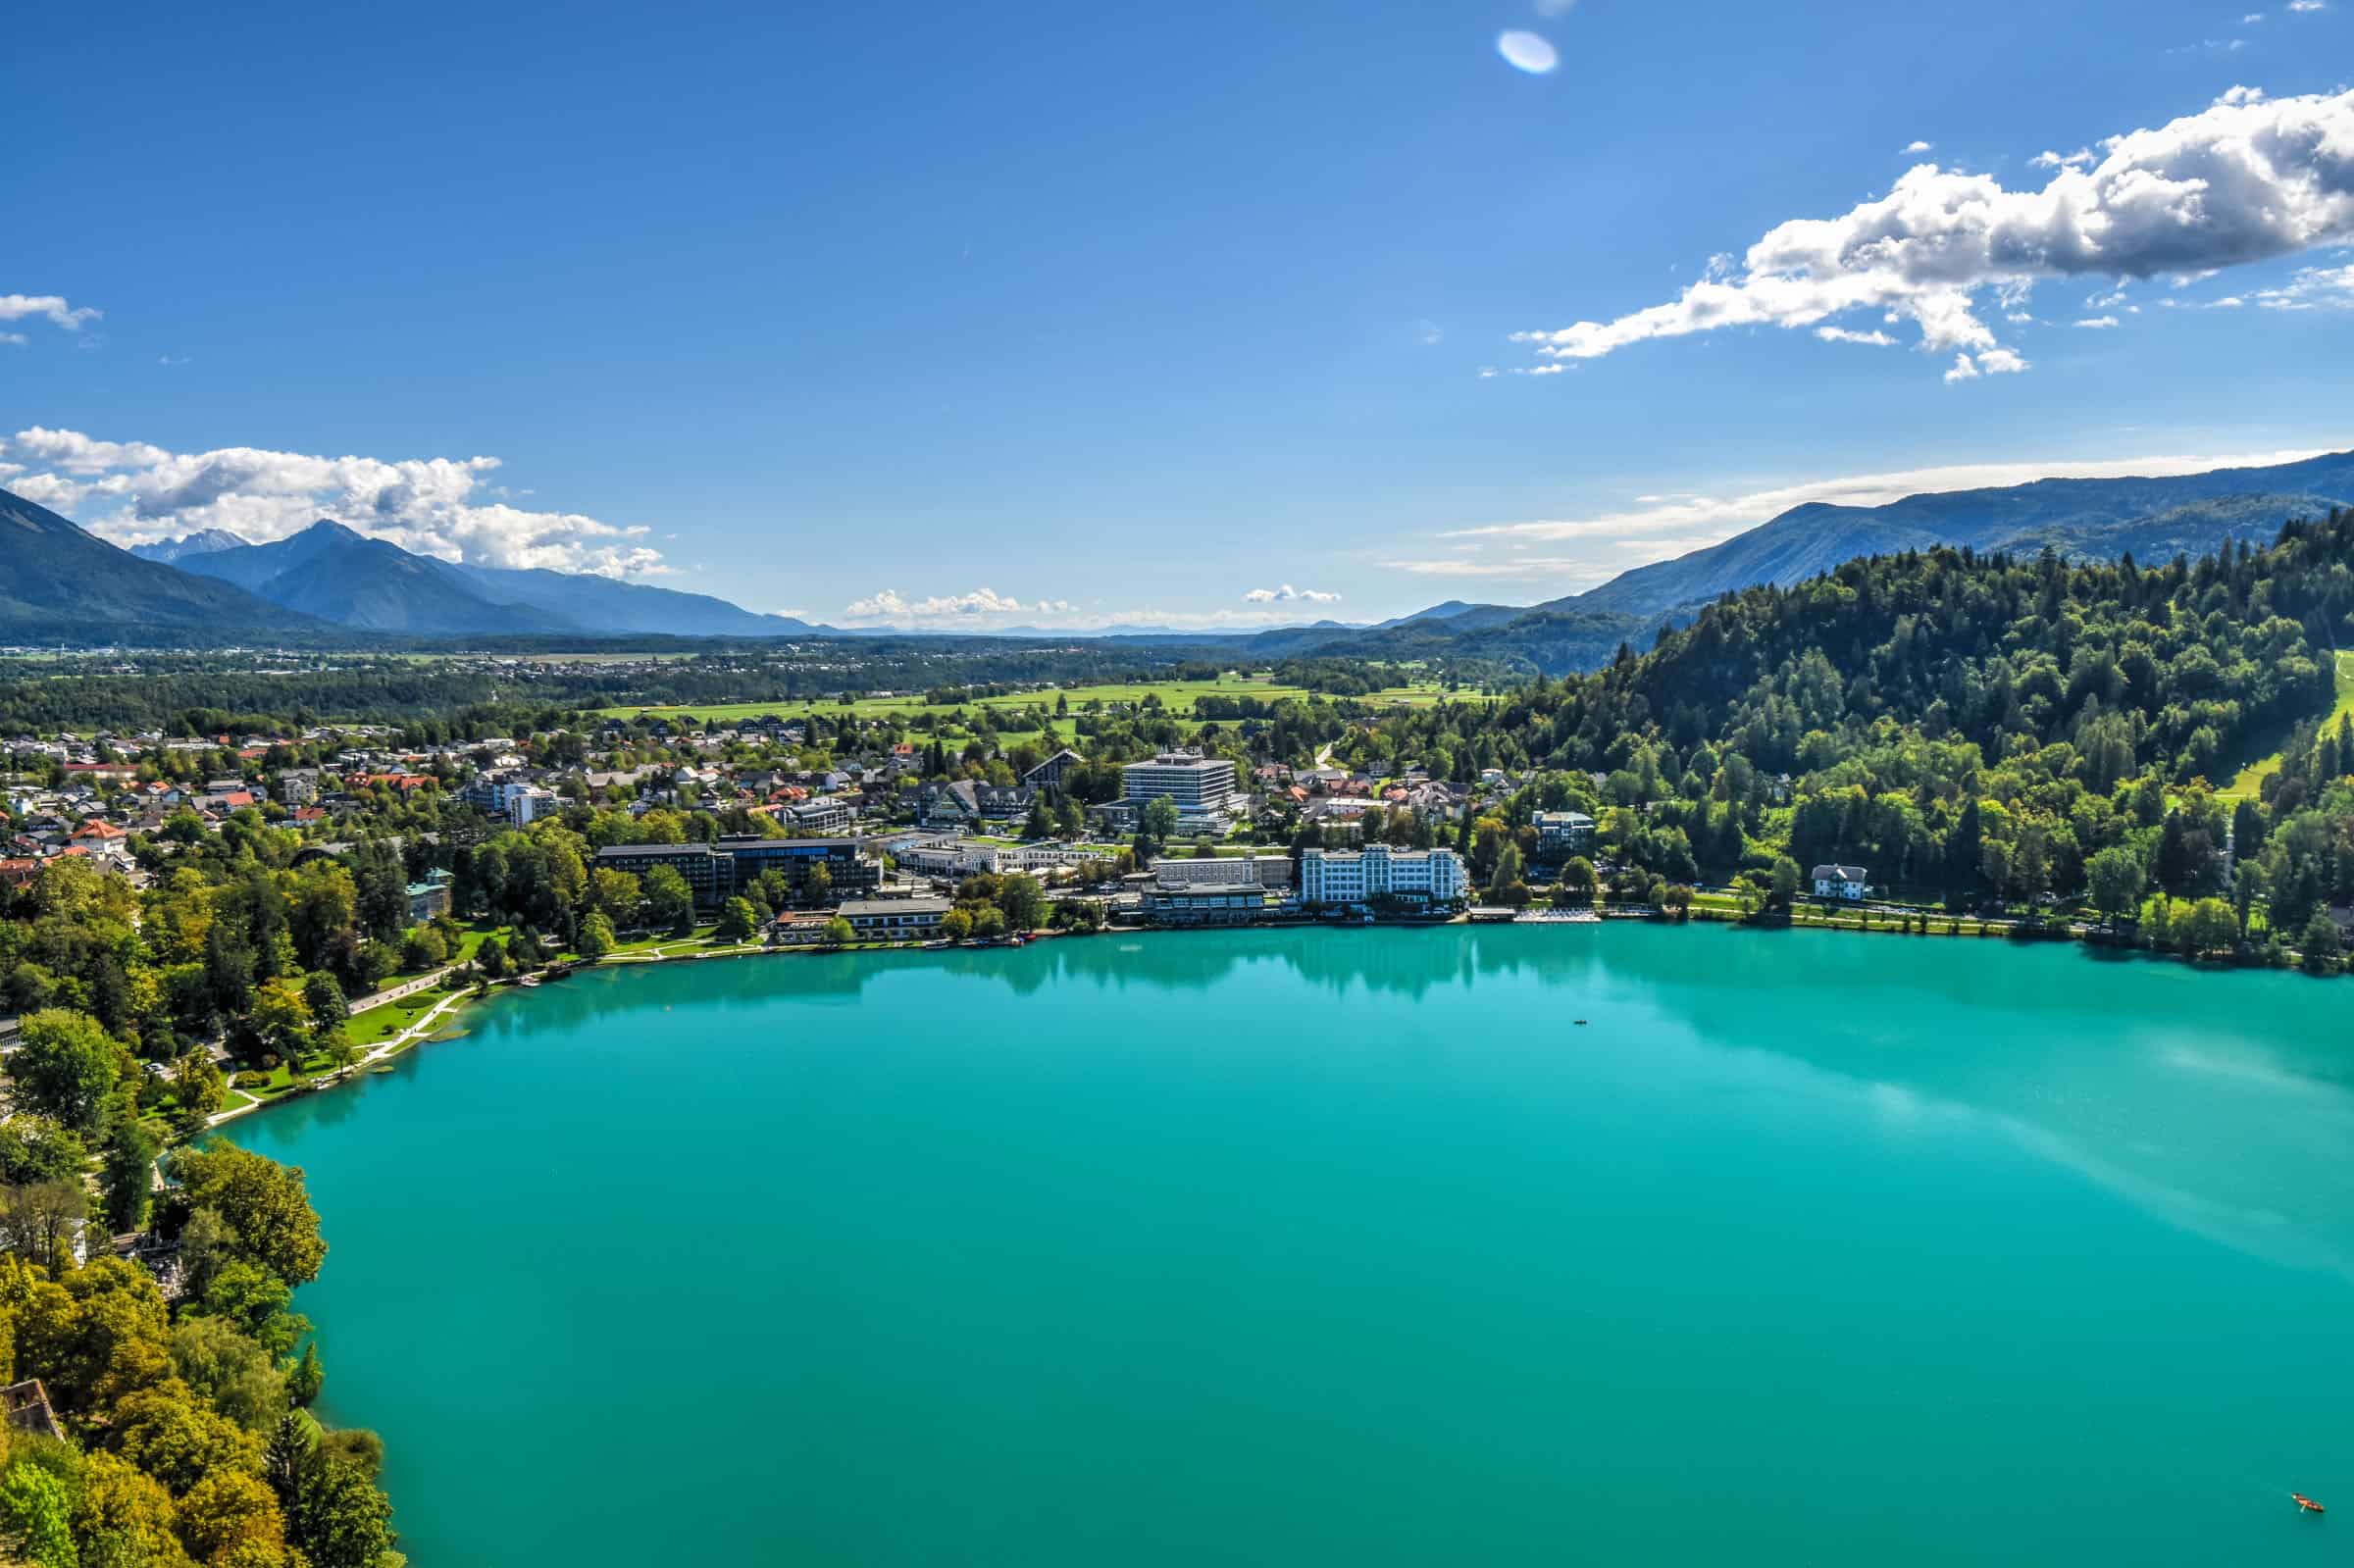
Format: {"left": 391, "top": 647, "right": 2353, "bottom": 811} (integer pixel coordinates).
{"left": 2222, "top": 650, "right": 2354, "bottom": 799}
{"left": 595, "top": 673, "right": 1487, "bottom": 729}
{"left": 346, "top": 986, "right": 463, "bottom": 1046}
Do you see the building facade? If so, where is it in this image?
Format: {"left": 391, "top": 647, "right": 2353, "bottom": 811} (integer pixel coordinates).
{"left": 839, "top": 897, "right": 950, "bottom": 938}
{"left": 1144, "top": 882, "right": 1274, "bottom": 926}
{"left": 1100, "top": 751, "right": 1239, "bottom": 834}
{"left": 1147, "top": 854, "right": 1295, "bottom": 889}
{"left": 1299, "top": 845, "right": 1468, "bottom": 908}
{"left": 1533, "top": 811, "right": 1597, "bottom": 859}
{"left": 1812, "top": 864, "right": 1868, "bottom": 900}
{"left": 594, "top": 836, "right": 879, "bottom": 908}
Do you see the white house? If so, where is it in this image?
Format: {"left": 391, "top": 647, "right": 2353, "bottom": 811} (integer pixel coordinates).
{"left": 1812, "top": 864, "right": 1868, "bottom": 900}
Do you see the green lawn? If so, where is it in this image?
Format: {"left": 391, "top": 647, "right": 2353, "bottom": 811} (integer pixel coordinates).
{"left": 596, "top": 673, "right": 1495, "bottom": 728}
{"left": 346, "top": 987, "right": 461, "bottom": 1046}
{"left": 2223, "top": 650, "right": 2354, "bottom": 799}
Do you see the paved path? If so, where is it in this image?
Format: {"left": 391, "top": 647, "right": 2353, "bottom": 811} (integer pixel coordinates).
{"left": 348, "top": 963, "right": 462, "bottom": 1015}
{"left": 208, "top": 986, "right": 475, "bottom": 1129}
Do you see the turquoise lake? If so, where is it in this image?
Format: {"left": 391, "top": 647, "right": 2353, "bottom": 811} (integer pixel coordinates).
{"left": 230, "top": 926, "right": 2354, "bottom": 1565}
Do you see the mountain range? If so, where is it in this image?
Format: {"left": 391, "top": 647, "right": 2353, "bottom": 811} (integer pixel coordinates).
{"left": 0, "top": 490, "right": 325, "bottom": 645}
{"left": 1266, "top": 448, "right": 2354, "bottom": 673}
{"left": 131, "top": 520, "right": 826, "bottom": 638}
{"left": 6, "top": 446, "right": 2351, "bottom": 654}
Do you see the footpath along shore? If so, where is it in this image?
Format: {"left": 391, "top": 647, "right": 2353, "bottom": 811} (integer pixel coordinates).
{"left": 204, "top": 935, "right": 775, "bottom": 1128}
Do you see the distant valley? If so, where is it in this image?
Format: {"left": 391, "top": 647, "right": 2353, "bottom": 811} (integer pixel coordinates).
{"left": 7, "top": 446, "right": 2351, "bottom": 659}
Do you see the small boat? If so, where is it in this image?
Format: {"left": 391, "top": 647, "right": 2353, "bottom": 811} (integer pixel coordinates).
{"left": 519, "top": 975, "right": 540, "bottom": 987}
{"left": 1574, "top": 1019, "right": 1589, "bottom": 1026}
{"left": 2293, "top": 1492, "right": 2326, "bottom": 1514}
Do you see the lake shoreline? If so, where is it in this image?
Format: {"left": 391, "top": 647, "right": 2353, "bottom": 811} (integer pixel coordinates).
{"left": 206, "top": 904, "right": 2330, "bottom": 1132}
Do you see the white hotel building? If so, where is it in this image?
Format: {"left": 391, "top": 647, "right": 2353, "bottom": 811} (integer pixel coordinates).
{"left": 1100, "top": 751, "right": 1240, "bottom": 835}
{"left": 1299, "top": 845, "right": 1468, "bottom": 908}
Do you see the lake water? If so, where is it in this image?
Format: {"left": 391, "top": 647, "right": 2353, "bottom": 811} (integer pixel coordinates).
{"left": 230, "top": 926, "right": 2354, "bottom": 1565}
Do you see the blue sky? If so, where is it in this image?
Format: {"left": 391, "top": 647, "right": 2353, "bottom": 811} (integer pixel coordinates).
{"left": 5, "top": 0, "right": 2352, "bottom": 630}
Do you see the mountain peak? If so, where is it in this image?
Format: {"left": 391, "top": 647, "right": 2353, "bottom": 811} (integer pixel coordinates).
{"left": 128, "top": 527, "right": 254, "bottom": 564}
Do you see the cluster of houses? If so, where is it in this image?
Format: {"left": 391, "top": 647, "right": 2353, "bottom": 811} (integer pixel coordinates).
{"left": 2, "top": 710, "right": 1579, "bottom": 941}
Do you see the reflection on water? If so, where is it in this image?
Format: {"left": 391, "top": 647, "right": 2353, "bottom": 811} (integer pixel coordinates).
{"left": 303, "top": 926, "right": 2354, "bottom": 1288}
{"left": 232, "top": 922, "right": 2354, "bottom": 1568}
{"left": 541, "top": 929, "right": 2353, "bottom": 1281}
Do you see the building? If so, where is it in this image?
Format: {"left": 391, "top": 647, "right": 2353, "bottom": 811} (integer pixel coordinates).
{"left": 780, "top": 798, "right": 853, "bottom": 835}
{"left": 714, "top": 835, "right": 879, "bottom": 898}
{"left": 1148, "top": 854, "right": 1294, "bottom": 889}
{"left": 594, "top": 842, "right": 731, "bottom": 903}
{"left": 1096, "top": 750, "right": 1238, "bottom": 835}
{"left": 895, "top": 836, "right": 1001, "bottom": 879}
{"left": 766, "top": 911, "right": 838, "bottom": 947}
{"left": 1023, "top": 748, "right": 1084, "bottom": 790}
{"left": 1122, "top": 751, "right": 1237, "bottom": 814}
{"left": 1144, "top": 881, "right": 1273, "bottom": 926}
{"left": 593, "top": 837, "right": 879, "bottom": 907}
{"left": 1812, "top": 864, "right": 1868, "bottom": 900}
{"left": 839, "top": 897, "right": 950, "bottom": 939}
{"left": 915, "top": 781, "right": 979, "bottom": 827}
{"left": 1299, "top": 845, "right": 1467, "bottom": 908}
{"left": 405, "top": 869, "right": 454, "bottom": 922}
{"left": 1533, "top": 811, "right": 1597, "bottom": 859}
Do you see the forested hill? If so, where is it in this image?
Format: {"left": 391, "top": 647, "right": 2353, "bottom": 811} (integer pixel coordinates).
{"left": 1596, "top": 520, "right": 2349, "bottom": 784}
{"left": 1327, "top": 508, "right": 2354, "bottom": 933}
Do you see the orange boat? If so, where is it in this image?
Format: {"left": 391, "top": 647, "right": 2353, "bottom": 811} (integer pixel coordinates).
{"left": 2292, "top": 1492, "right": 2326, "bottom": 1514}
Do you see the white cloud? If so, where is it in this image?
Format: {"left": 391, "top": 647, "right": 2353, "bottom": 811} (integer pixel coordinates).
{"left": 1420, "top": 446, "right": 2323, "bottom": 570}
{"left": 834, "top": 591, "right": 1332, "bottom": 632}
{"left": 1510, "top": 87, "right": 2354, "bottom": 379}
{"left": 1943, "top": 353, "right": 1982, "bottom": 382}
{"left": 0, "top": 332, "right": 26, "bottom": 347}
{"left": 1815, "top": 326, "right": 1898, "bottom": 345}
{"left": 0, "top": 294, "right": 100, "bottom": 334}
{"left": 842, "top": 587, "right": 1080, "bottom": 624}
{"left": 2074, "top": 314, "right": 2124, "bottom": 328}
{"left": 1902, "top": 140, "right": 1935, "bottom": 155}
{"left": 1241, "top": 583, "right": 1343, "bottom": 603}
{"left": 2289, "top": 1, "right": 2325, "bottom": 12}
{"left": 2244, "top": 10, "right": 2266, "bottom": 19}
{"left": 2253, "top": 262, "right": 2354, "bottom": 307}
{"left": 1496, "top": 29, "right": 1559, "bottom": 74}
{"left": 1, "top": 426, "right": 668, "bottom": 578}
{"left": 2031, "top": 147, "right": 2096, "bottom": 170}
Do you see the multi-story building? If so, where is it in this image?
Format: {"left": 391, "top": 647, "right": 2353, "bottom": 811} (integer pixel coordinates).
{"left": 1096, "top": 751, "right": 1238, "bottom": 835}
{"left": 1147, "top": 854, "right": 1294, "bottom": 889}
{"left": 593, "top": 835, "right": 879, "bottom": 908}
{"left": 1299, "top": 845, "right": 1467, "bottom": 909}
{"left": 1123, "top": 751, "right": 1236, "bottom": 814}
{"left": 780, "top": 798, "right": 853, "bottom": 835}
{"left": 1812, "top": 864, "right": 1868, "bottom": 901}
{"left": 1023, "top": 748, "right": 1084, "bottom": 790}
{"left": 1533, "top": 810, "right": 1597, "bottom": 859}
{"left": 1144, "top": 881, "right": 1273, "bottom": 926}
{"left": 714, "top": 835, "right": 880, "bottom": 898}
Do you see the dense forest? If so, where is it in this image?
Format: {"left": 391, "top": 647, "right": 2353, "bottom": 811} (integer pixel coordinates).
{"left": 0, "top": 848, "right": 401, "bottom": 1564}
{"left": 1309, "top": 510, "right": 2354, "bottom": 960}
